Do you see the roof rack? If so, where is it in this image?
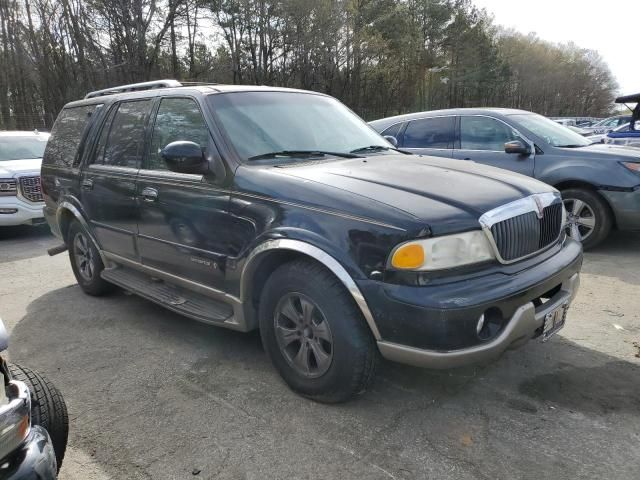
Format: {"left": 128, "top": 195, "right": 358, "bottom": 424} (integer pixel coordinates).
{"left": 84, "top": 79, "right": 184, "bottom": 99}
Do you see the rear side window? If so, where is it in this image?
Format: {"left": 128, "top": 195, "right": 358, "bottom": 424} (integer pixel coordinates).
{"left": 97, "top": 100, "right": 152, "bottom": 168}
{"left": 403, "top": 117, "right": 455, "bottom": 148}
{"left": 43, "top": 105, "right": 99, "bottom": 167}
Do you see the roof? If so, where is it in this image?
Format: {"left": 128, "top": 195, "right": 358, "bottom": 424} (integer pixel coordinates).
{"left": 65, "top": 83, "right": 327, "bottom": 109}
{"left": 615, "top": 93, "right": 640, "bottom": 103}
{"left": 369, "top": 107, "right": 532, "bottom": 129}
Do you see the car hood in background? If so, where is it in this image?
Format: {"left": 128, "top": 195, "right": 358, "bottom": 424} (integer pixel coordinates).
{"left": 237, "top": 154, "right": 555, "bottom": 235}
{"left": 0, "top": 158, "right": 43, "bottom": 177}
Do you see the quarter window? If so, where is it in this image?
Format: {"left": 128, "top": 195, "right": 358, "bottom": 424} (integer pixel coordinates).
{"left": 98, "top": 100, "right": 152, "bottom": 168}
{"left": 460, "top": 116, "right": 519, "bottom": 151}
{"left": 403, "top": 117, "right": 455, "bottom": 149}
{"left": 148, "top": 98, "right": 210, "bottom": 171}
{"left": 44, "top": 105, "right": 100, "bottom": 167}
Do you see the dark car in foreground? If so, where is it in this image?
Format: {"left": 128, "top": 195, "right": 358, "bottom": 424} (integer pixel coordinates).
{"left": 0, "top": 319, "right": 68, "bottom": 479}
{"left": 371, "top": 108, "right": 640, "bottom": 249}
{"left": 42, "top": 81, "right": 581, "bottom": 402}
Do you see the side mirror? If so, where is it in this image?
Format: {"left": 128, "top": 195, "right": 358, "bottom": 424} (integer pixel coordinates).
{"left": 504, "top": 140, "right": 531, "bottom": 155}
{"left": 384, "top": 135, "right": 398, "bottom": 147}
{"left": 161, "top": 141, "right": 208, "bottom": 174}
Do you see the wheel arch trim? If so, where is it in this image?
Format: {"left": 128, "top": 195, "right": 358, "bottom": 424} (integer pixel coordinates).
{"left": 240, "top": 239, "right": 382, "bottom": 340}
{"left": 56, "top": 200, "right": 106, "bottom": 263}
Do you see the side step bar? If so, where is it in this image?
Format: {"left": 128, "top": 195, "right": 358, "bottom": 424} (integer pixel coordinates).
{"left": 101, "top": 266, "right": 235, "bottom": 326}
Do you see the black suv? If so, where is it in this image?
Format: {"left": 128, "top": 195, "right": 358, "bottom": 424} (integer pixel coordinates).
{"left": 41, "top": 81, "right": 582, "bottom": 402}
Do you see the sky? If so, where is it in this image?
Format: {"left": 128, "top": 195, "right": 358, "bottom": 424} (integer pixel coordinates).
{"left": 472, "top": 0, "right": 638, "bottom": 95}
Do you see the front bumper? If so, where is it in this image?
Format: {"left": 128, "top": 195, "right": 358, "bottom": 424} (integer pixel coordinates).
{"left": 360, "top": 238, "right": 583, "bottom": 369}
{"left": 0, "top": 426, "right": 57, "bottom": 479}
{"left": 0, "top": 196, "right": 44, "bottom": 226}
{"left": 599, "top": 186, "right": 640, "bottom": 231}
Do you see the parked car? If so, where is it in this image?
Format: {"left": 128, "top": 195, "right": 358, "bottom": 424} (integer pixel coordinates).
{"left": 580, "top": 115, "right": 632, "bottom": 135}
{"left": 565, "top": 125, "right": 592, "bottom": 137}
{"left": 554, "top": 119, "right": 576, "bottom": 127}
{"left": 42, "top": 80, "right": 582, "bottom": 403}
{"left": 585, "top": 123, "right": 629, "bottom": 144}
{"left": 370, "top": 108, "right": 640, "bottom": 248}
{"left": 0, "top": 131, "right": 49, "bottom": 227}
{"left": 0, "top": 318, "right": 68, "bottom": 478}
{"left": 604, "top": 93, "right": 640, "bottom": 148}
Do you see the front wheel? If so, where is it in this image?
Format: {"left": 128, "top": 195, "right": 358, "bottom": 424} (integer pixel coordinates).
{"left": 8, "top": 364, "right": 69, "bottom": 472}
{"left": 259, "top": 260, "right": 378, "bottom": 403}
{"left": 561, "top": 188, "right": 612, "bottom": 250}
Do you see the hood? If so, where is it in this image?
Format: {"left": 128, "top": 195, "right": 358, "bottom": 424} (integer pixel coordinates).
{"left": 237, "top": 154, "right": 555, "bottom": 235}
{"left": 0, "top": 158, "right": 43, "bottom": 177}
{"left": 555, "top": 143, "right": 640, "bottom": 161}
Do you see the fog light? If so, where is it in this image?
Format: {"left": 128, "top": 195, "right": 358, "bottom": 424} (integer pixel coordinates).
{"left": 0, "top": 208, "right": 18, "bottom": 214}
{"left": 476, "top": 314, "right": 485, "bottom": 335}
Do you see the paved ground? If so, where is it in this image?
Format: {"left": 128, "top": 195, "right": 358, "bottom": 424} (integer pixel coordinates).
{"left": 1, "top": 225, "right": 639, "bottom": 480}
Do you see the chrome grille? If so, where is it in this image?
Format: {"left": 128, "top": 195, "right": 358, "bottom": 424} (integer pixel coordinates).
{"left": 490, "top": 203, "right": 563, "bottom": 261}
{"left": 18, "top": 176, "right": 43, "bottom": 203}
{"left": 479, "top": 193, "right": 564, "bottom": 264}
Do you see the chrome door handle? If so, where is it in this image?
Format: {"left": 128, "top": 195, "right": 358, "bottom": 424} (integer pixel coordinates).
{"left": 81, "top": 178, "right": 93, "bottom": 190}
{"left": 141, "top": 187, "right": 158, "bottom": 202}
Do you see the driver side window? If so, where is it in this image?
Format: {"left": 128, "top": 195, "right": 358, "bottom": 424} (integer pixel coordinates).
{"left": 460, "top": 116, "right": 519, "bottom": 151}
{"left": 148, "top": 97, "right": 210, "bottom": 171}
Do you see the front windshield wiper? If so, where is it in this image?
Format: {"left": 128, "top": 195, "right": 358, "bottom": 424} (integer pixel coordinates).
{"left": 350, "top": 145, "right": 411, "bottom": 154}
{"left": 247, "top": 150, "right": 361, "bottom": 161}
{"left": 558, "top": 144, "right": 587, "bottom": 148}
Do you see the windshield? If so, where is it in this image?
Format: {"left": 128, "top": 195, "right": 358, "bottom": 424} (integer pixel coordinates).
{"left": 509, "top": 113, "right": 591, "bottom": 147}
{"left": 0, "top": 135, "right": 48, "bottom": 161}
{"left": 208, "top": 91, "right": 387, "bottom": 162}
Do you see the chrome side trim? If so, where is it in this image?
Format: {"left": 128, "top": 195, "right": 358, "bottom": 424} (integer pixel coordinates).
{"left": 378, "top": 273, "right": 579, "bottom": 369}
{"left": 240, "top": 239, "right": 382, "bottom": 340}
{"left": 479, "top": 192, "right": 563, "bottom": 264}
{"left": 57, "top": 201, "right": 107, "bottom": 264}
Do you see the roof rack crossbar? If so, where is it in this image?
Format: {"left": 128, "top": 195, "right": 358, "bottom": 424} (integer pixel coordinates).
{"left": 85, "top": 79, "right": 183, "bottom": 99}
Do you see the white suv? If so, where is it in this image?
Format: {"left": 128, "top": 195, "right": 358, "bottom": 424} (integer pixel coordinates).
{"left": 0, "top": 131, "right": 49, "bottom": 226}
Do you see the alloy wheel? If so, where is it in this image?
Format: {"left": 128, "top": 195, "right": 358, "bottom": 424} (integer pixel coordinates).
{"left": 563, "top": 198, "right": 596, "bottom": 242}
{"left": 273, "top": 293, "right": 333, "bottom": 378}
{"left": 74, "top": 232, "right": 95, "bottom": 281}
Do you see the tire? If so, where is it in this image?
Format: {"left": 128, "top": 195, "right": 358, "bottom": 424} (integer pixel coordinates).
{"left": 67, "top": 220, "right": 115, "bottom": 295}
{"left": 259, "top": 259, "right": 378, "bottom": 403}
{"left": 8, "top": 363, "right": 69, "bottom": 472}
{"left": 561, "top": 188, "right": 612, "bottom": 250}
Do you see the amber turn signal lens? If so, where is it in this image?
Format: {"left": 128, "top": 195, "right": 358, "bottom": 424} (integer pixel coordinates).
{"left": 391, "top": 243, "right": 425, "bottom": 269}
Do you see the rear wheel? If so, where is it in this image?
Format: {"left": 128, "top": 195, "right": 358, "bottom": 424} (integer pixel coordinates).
{"left": 259, "top": 259, "right": 378, "bottom": 403}
{"left": 8, "top": 363, "right": 69, "bottom": 472}
{"left": 561, "top": 188, "right": 612, "bottom": 249}
{"left": 67, "top": 220, "right": 114, "bottom": 295}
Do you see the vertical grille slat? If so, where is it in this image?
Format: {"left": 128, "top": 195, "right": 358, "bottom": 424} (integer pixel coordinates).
{"left": 18, "top": 176, "right": 43, "bottom": 203}
{"left": 489, "top": 202, "right": 562, "bottom": 262}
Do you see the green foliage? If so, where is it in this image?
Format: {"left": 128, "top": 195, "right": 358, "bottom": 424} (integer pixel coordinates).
{"left": 0, "top": 0, "right": 619, "bottom": 130}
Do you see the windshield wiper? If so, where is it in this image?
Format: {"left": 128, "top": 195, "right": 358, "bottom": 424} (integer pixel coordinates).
{"left": 247, "top": 150, "right": 361, "bottom": 161}
{"left": 558, "top": 144, "right": 586, "bottom": 148}
{"left": 350, "top": 145, "right": 411, "bottom": 155}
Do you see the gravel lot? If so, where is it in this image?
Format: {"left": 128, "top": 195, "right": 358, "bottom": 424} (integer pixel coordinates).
{"left": 1, "top": 225, "right": 639, "bottom": 480}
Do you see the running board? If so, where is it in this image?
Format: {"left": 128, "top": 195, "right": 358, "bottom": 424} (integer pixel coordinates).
{"left": 101, "top": 266, "right": 235, "bottom": 326}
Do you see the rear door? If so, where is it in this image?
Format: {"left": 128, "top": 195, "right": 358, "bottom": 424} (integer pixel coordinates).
{"left": 136, "top": 96, "right": 230, "bottom": 290}
{"left": 399, "top": 116, "right": 455, "bottom": 158}
{"left": 80, "top": 99, "right": 153, "bottom": 259}
{"left": 452, "top": 115, "right": 534, "bottom": 176}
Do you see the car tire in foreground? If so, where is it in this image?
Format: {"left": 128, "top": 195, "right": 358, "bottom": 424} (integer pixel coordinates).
{"left": 562, "top": 188, "right": 612, "bottom": 250}
{"left": 67, "top": 220, "right": 115, "bottom": 296}
{"left": 259, "top": 259, "right": 378, "bottom": 403}
{"left": 8, "top": 363, "right": 69, "bottom": 472}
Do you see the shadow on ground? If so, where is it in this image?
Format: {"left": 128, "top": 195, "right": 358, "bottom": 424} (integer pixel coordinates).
{"left": 8, "top": 284, "right": 640, "bottom": 480}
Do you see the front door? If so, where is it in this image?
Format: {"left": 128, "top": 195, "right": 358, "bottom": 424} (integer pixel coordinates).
{"left": 81, "top": 99, "right": 153, "bottom": 259}
{"left": 452, "top": 115, "right": 534, "bottom": 176}
{"left": 136, "top": 96, "right": 230, "bottom": 290}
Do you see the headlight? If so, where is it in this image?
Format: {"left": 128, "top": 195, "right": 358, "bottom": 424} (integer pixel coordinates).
{"left": 389, "top": 230, "right": 495, "bottom": 271}
{"left": 0, "top": 380, "right": 31, "bottom": 460}
{"left": 621, "top": 161, "right": 640, "bottom": 173}
{"left": 0, "top": 179, "right": 17, "bottom": 197}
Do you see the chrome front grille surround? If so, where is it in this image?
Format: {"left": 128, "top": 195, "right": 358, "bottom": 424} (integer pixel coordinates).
{"left": 479, "top": 192, "right": 564, "bottom": 264}
{"left": 18, "top": 176, "right": 44, "bottom": 203}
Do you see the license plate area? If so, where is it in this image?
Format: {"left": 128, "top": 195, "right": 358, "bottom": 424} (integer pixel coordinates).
{"left": 541, "top": 302, "right": 569, "bottom": 342}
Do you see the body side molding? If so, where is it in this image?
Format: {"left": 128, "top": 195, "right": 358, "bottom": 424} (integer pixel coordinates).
{"left": 240, "top": 239, "right": 382, "bottom": 340}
